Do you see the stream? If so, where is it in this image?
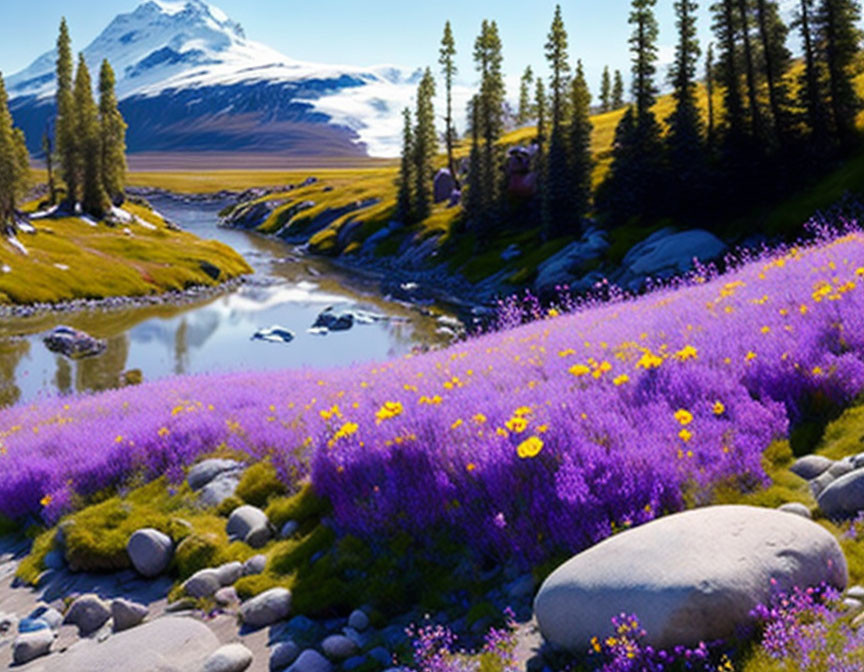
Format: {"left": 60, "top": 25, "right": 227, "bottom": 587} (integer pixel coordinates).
{"left": 0, "top": 196, "right": 454, "bottom": 408}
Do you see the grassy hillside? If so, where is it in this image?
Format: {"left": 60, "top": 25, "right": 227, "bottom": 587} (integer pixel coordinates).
{"left": 0, "top": 201, "right": 252, "bottom": 305}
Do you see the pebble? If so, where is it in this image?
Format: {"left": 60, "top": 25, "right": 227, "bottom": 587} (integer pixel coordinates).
{"left": 184, "top": 568, "right": 222, "bottom": 598}
{"left": 240, "top": 588, "right": 292, "bottom": 628}
{"left": 111, "top": 598, "right": 148, "bottom": 631}
{"left": 287, "top": 649, "right": 333, "bottom": 672}
{"left": 244, "top": 554, "right": 267, "bottom": 576}
{"left": 216, "top": 561, "right": 244, "bottom": 586}
{"left": 203, "top": 643, "right": 254, "bottom": 672}
{"left": 270, "top": 640, "right": 301, "bottom": 670}
{"left": 778, "top": 502, "right": 812, "bottom": 519}
{"left": 347, "top": 609, "right": 369, "bottom": 632}
{"left": 64, "top": 593, "right": 111, "bottom": 635}
{"left": 12, "top": 630, "right": 54, "bottom": 665}
{"left": 321, "top": 634, "right": 359, "bottom": 660}
{"left": 215, "top": 586, "right": 240, "bottom": 606}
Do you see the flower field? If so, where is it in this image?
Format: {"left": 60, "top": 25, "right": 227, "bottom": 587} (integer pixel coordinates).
{"left": 4, "top": 228, "right": 864, "bottom": 563}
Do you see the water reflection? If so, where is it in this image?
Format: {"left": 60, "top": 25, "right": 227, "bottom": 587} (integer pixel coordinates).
{"left": 0, "top": 197, "right": 451, "bottom": 408}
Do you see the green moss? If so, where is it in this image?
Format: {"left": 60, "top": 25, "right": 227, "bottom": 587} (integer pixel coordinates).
{"left": 15, "top": 529, "right": 56, "bottom": 585}
{"left": 174, "top": 532, "right": 222, "bottom": 578}
{"left": 216, "top": 495, "right": 243, "bottom": 516}
{"left": 235, "top": 572, "right": 288, "bottom": 601}
{"left": 235, "top": 461, "right": 288, "bottom": 508}
{"left": 265, "top": 483, "right": 331, "bottom": 530}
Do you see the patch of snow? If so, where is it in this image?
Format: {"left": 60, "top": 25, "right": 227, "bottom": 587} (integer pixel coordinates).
{"left": 30, "top": 206, "right": 59, "bottom": 220}
{"left": 1, "top": 264, "right": 11, "bottom": 274}
{"left": 111, "top": 206, "right": 134, "bottom": 223}
{"left": 80, "top": 216, "right": 100, "bottom": 227}
{"left": 53, "top": 263, "right": 70, "bottom": 271}
{"left": 134, "top": 216, "right": 158, "bottom": 230}
{"left": 6, "top": 236, "right": 28, "bottom": 256}
{"left": 17, "top": 222, "right": 36, "bottom": 234}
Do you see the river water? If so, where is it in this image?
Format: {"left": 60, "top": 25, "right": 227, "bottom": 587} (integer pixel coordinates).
{"left": 0, "top": 197, "right": 452, "bottom": 408}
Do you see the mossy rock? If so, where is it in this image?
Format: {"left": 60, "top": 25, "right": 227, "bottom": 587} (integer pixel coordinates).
{"left": 235, "top": 462, "right": 288, "bottom": 508}
{"left": 174, "top": 532, "right": 222, "bottom": 579}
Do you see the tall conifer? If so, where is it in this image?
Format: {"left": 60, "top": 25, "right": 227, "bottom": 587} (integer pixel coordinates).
{"left": 74, "top": 54, "right": 108, "bottom": 217}
{"left": 568, "top": 61, "right": 594, "bottom": 227}
{"left": 55, "top": 18, "right": 78, "bottom": 206}
{"left": 98, "top": 59, "right": 126, "bottom": 205}
{"left": 600, "top": 66, "right": 612, "bottom": 112}
{"left": 397, "top": 107, "right": 415, "bottom": 224}
{"left": 439, "top": 22, "right": 459, "bottom": 187}
{"left": 612, "top": 70, "right": 625, "bottom": 108}
{"left": 517, "top": 66, "right": 535, "bottom": 126}
{"left": 0, "top": 73, "right": 30, "bottom": 232}
{"left": 413, "top": 68, "right": 437, "bottom": 222}
{"left": 543, "top": 5, "right": 572, "bottom": 236}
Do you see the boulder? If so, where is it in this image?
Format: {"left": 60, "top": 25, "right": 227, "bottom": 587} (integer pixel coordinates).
{"left": 223, "top": 199, "right": 291, "bottom": 230}
{"left": 200, "top": 471, "right": 243, "bottom": 507}
{"left": 790, "top": 455, "right": 834, "bottom": 480}
{"left": 253, "top": 326, "right": 296, "bottom": 344}
{"left": 188, "top": 459, "right": 243, "bottom": 491}
{"left": 347, "top": 609, "right": 369, "bottom": 632}
{"left": 34, "top": 616, "right": 220, "bottom": 672}
{"left": 433, "top": 169, "right": 456, "bottom": 204}
{"left": 43, "top": 325, "right": 107, "bottom": 360}
{"left": 127, "top": 528, "right": 173, "bottom": 577}
{"left": 227, "top": 505, "right": 271, "bottom": 545}
{"left": 313, "top": 307, "right": 354, "bottom": 332}
{"left": 778, "top": 502, "right": 812, "bottom": 519}
{"left": 216, "top": 561, "right": 244, "bottom": 586}
{"left": 64, "top": 594, "right": 111, "bottom": 636}
{"left": 203, "top": 643, "right": 254, "bottom": 672}
{"left": 184, "top": 568, "right": 222, "bottom": 598}
{"left": 287, "top": 649, "right": 333, "bottom": 672}
{"left": 111, "top": 598, "right": 148, "bottom": 632}
{"left": 29, "top": 605, "right": 63, "bottom": 631}
{"left": 534, "top": 505, "right": 847, "bottom": 651}
{"left": 12, "top": 630, "right": 53, "bottom": 665}
{"left": 240, "top": 588, "right": 292, "bottom": 628}
{"left": 447, "top": 189, "right": 461, "bottom": 208}
{"left": 244, "top": 554, "right": 267, "bottom": 576}
{"left": 270, "top": 640, "right": 301, "bottom": 670}
{"left": 246, "top": 524, "right": 273, "bottom": 549}
{"left": 818, "top": 468, "right": 864, "bottom": 518}
{"left": 321, "top": 634, "right": 358, "bottom": 660}
{"left": 534, "top": 229, "right": 610, "bottom": 296}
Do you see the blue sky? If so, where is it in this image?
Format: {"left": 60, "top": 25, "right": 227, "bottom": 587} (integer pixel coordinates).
{"left": 0, "top": 0, "right": 730, "bottom": 98}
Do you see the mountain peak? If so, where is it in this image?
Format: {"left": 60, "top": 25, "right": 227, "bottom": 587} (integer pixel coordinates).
{"left": 134, "top": 0, "right": 245, "bottom": 39}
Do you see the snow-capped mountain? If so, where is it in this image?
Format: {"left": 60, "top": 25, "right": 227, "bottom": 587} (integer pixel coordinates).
{"left": 6, "top": 0, "right": 426, "bottom": 158}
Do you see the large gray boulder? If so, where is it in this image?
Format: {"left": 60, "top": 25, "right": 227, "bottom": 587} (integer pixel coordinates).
{"left": 200, "top": 471, "right": 243, "bottom": 507}
{"left": 790, "top": 455, "right": 834, "bottom": 480}
{"left": 12, "top": 630, "right": 53, "bottom": 665}
{"left": 534, "top": 505, "right": 847, "bottom": 651}
{"left": 227, "top": 505, "right": 271, "bottom": 546}
{"left": 240, "top": 588, "right": 292, "bottom": 628}
{"left": 64, "top": 594, "right": 111, "bottom": 635}
{"left": 188, "top": 459, "right": 243, "bottom": 490}
{"left": 534, "top": 229, "right": 610, "bottom": 296}
{"left": 127, "top": 528, "right": 173, "bottom": 578}
{"left": 433, "top": 169, "right": 456, "bottom": 204}
{"left": 27, "top": 616, "right": 220, "bottom": 671}
{"left": 203, "top": 643, "right": 254, "bottom": 672}
{"left": 818, "top": 468, "right": 864, "bottom": 518}
{"left": 184, "top": 568, "right": 222, "bottom": 598}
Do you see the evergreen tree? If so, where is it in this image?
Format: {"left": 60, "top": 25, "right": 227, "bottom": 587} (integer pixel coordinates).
{"left": 397, "top": 107, "right": 415, "bottom": 224}
{"left": 42, "top": 122, "right": 56, "bottom": 206}
{"left": 98, "top": 59, "right": 126, "bottom": 205}
{"left": 735, "top": 0, "right": 765, "bottom": 140}
{"left": 439, "top": 21, "right": 459, "bottom": 188}
{"left": 74, "top": 54, "right": 109, "bottom": 218}
{"left": 794, "top": 0, "right": 831, "bottom": 145}
{"left": 535, "top": 78, "right": 548, "bottom": 146}
{"left": 463, "top": 95, "right": 483, "bottom": 224}
{"left": 706, "top": 43, "right": 716, "bottom": 144}
{"left": 630, "top": 0, "right": 660, "bottom": 121}
{"left": 413, "top": 68, "right": 437, "bottom": 222}
{"left": 472, "top": 20, "right": 505, "bottom": 229}
{"left": 814, "top": 0, "right": 863, "bottom": 145}
{"left": 517, "top": 66, "right": 535, "bottom": 126}
{"left": 55, "top": 18, "right": 78, "bottom": 207}
{"left": 545, "top": 4, "right": 570, "bottom": 129}
{"left": 612, "top": 69, "right": 626, "bottom": 108}
{"left": 0, "top": 73, "right": 30, "bottom": 232}
{"left": 667, "top": 0, "right": 706, "bottom": 214}
{"left": 568, "top": 61, "right": 594, "bottom": 227}
{"left": 755, "top": 0, "right": 793, "bottom": 144}
{"left": 712, "top": 0, "right": 747, "bottom": 141}
{"left": 543, "top": 4, "right": 571, "bottom": 236}
{"left": 600, "top": 66, "right": 612, "bottom": 112}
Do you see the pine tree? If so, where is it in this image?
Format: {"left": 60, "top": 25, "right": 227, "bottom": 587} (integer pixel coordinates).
{"left": 535, "top": 78, "right": 548, "bottom": 146}
{"left": 600, "top": 66, "right": 612, "bottom": 112}
{"left": 568, "top": 61, "right": 594, "bottom": 227}
{"left": 55, "top": 18, "right": 78, "bottom": 207}
{"left": 754, "top": 0, "right": 793, "bottom": 144}
{"left": 42, "top": 122, "right": 56, "bottom": 206}
{"left": 98, "top": 59, "right": 126, "bottom": 205}
{"left": 413, "top": 68, "right": 437, "bottom": 222}
{"left": 706, "top": 43, "right": 716, "bottom": 144}
{"left": 545, "top": 4, "right": 570, "bottom": 129}
{"left": 439, "top": 21, "right": 459, "bottom": 189}
{"left": 814, "top": 0, "right": 863, "bottom": 146}
{"left": 667, "top": 0, "right": 706, "bottom": 214}
{"left": 543, "top": 4, "right": 571, "bottom": 236}
{"left": 0, "top": 73, "right": 30, "bottom": 232}
{"left": 612, "top": 69, "right": 625, "bottom": 108}
{"left": 630, "top": 0, "right": 660, "bottom": 121}
{"left": 472, "top": 20, "right": 505, "bottom": 229}
{"left": 464, "top": 95, "right": 483, "bottom": 224}
{"left": 397, "top": 107, "right": 415, "bottom": 224}
{"left": 712, "top": 0, "right": 747, "bottom": 142}
{"left": 794, "top": 0, "right": 831, "bottom": 145}
{"left": 735, "top": 0, "right": 765, "bottom": 140}
{"left": 74, "top": 54, "right": 109, "bottom": 218}
{"left": 517, "top": 66, "right": 534, "bottom": 126}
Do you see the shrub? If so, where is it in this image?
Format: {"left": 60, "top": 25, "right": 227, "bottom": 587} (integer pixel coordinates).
{"left": 235, "top": 462, "right": 287, "bottom": 508}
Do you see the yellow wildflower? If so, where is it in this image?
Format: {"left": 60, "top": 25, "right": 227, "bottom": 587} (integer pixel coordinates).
{"left": 333, "top": 421, "right": 359, "bottom": 441}
{"left": 613, "top": 374, "right": 630, "bottom": 386}
{"left": 516, "top": 436, "right": 544, "bottom": 459}
{"left": 505, "top": 416, "right": 529, "bottom": 434}
{"left": 472, "top": 413, "right": 488, "bottom": 424}
{"left": 375, "top": 401, "right": 404, "bottom": 424}
{"left": 40, "top": 494, "right": 53, "bottom": 508}
{"left": 674, "top": 409, "right": 693, "bottom": 426}
{"left": 569, "top": 364, "right": 591, "bottom": 377}
{"left": 674, "top": 345, "right": 698, "bottom": 361}
{"left": 712, "top": 401, "right": 725, "bottom": 416}
{"left": 679, "top": 428, "right": 693, "bottom": 442}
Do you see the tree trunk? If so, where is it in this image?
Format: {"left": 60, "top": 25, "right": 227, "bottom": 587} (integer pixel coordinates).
{"left": 755, "top": 0, "right": 783, "bottom": 143}
{"left": 736, "top": 0, "right": 764, "bottom": 139}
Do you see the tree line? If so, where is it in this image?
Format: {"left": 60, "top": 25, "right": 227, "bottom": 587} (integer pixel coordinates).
{"left": 0, "top": 17, "right": 127, "bottom": 230}
{"left": 398, "top": 0, "right": 864, "bottom": 238}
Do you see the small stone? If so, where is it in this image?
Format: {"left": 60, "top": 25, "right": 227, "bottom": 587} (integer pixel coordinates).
{"left": 778, "top": 502, "right": 812, "bottom": 519}
{"left": 844, "top": 597, "right": 863, "bottom": 612}
{"left": 31, "top": 606, "right": 63, "bottom": 631}
{"left": 0, "top": 611, "right": 18, "bottom": 634}
{"left": 342, "top": 655, "right": 367, "bottom": 671}
{"left": 188, "top": 459, "right": 242, "bottom": 490}
{"left": 246, "top": 523, "right": 273, "bottom": 549}
{"left": 13, "top": 630, "right": 53, "bottom": 664}
{"left": 127, "top": 528, "right": 173, "bottom": 578}
{"left": 203, "top": 643, "right": 254, "bottom": 672}
{"left": 165, "top": 598, "right": 198, "bottom": 612}
{"left": 240, "top": 588, "right": 292, "bottom": 628}
{"left": 65, "top": 593, "right": 111, "bottom": 635}
{"left": 348, "top": 609, "right": 370, "bottom": 632}
{"left": 227, "top": 505, "right": 270, "bottom": 542}
{"left": 280, "top": 520, "right": 300, "bottom": 539}
{"left": 368, "top": 647, "right": 392, "bottom": 667}
{"left": 200, "top": 472, "right": 243, "bottom": 508}
{"left": 111, "top": 598, "right": 148, "bottom": 631}
{"left": 321, "top": 634, "right": 358, "bottom": 660}
{"left": 270, "top": 640, "right": 300, "bottom": 670}
{"left": 215, "top": 586, "right": 240, "bottom": 606}
{"left": 216, "top": 561, "right": 244, "bottom": 586}
{"left": 819, "top": 467, "right": 864, "bottom": 518}
{"left": 848, "top": 585, "right": 864, "bottom": 600}
{"left": 287, "top": 649, "right": 333, "bottom": 672}
{"left": 184, "top": 568, "right": 222, "bottom": 598}
{"left": 244, "top": 554, "right": 267, "bottom": 576}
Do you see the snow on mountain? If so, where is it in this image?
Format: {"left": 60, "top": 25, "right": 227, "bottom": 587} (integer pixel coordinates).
{"left": 7, "top": 0, "right": 444, "bottom": 157}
